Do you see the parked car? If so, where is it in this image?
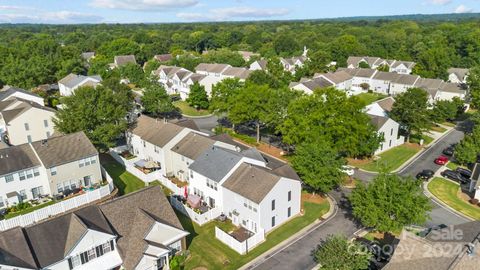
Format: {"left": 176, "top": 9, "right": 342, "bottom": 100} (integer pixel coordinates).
{"left": 355, "top": 238, "right": 391, "bottom": 263}
{"left": 434, "top": 156, "right": 449, "bottom": 165}
{"left": 416, "top": 170, "right": 435, "bottom": 181}
{"left": 441, "top": 169, "right": 469, "bottom": 184}
{"left": 341, "top": 165, "right": 355, "bottom": 176}
{"left": 442, "top": 147, "right": 454, "bottom": 156}
{"left": 455, "top": 167, "right": 472, "bottom": 179}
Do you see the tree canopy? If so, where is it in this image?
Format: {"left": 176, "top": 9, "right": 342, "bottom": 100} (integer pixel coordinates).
{"left": 314, "top": 235, "right": 371, "bottom": 270}
{"left": 141, "top": 84, "right": 176, "bottom": 117}
{"left": 53, "top": 85, "right": 132, "bottom": 150}
{"left": 350, "top": 173, "right": 431, "bottom": 232}
{"left": 186, "top": 82, "right": 209, "bottom": 109}
{"left": 390, "top": 88, "right": 431, "bottom": 139}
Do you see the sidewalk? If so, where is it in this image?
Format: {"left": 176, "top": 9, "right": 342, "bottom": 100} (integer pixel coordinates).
{"left": 239, "top": 195, "right": 338, "bottom": 270}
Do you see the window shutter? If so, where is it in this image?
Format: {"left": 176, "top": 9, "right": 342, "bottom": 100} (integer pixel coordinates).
{"left": 95, "top": 246, "right": 101, "bottom": 257}
{"left": 80, "top": 253, "right": 85, "bottom": 264}
{"left": 68, "top": 258, "right": 73, "bottom": 270}
{"left": 110, "top": 240, "right": 115, "bottom": 251}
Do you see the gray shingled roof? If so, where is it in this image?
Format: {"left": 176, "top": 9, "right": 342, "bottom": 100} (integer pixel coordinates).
{"left": 0, "top": 87, "right": 41, "bottom": 102}
{"left": 114, "top": 55, "right": 137, "bottom": 67}
{"left": 374, "top": 97, "right": 395, "bottom": 112}
{"left": 58, "top": 73, "right": 101, "bottom": 89}
{"left": 0, "top": 143, "right": 41, "bottom": 175}
{"left": 131, "top": 115, "right": 187, "bottom": 148}
{"left": 195, "top": 63, "right": 230, "bottom": 74}
{"left": 154, "top": 54, "right": 172, "bottom": 62}
{"left": 0, "top": 97, "right": 55, "bottom": 124}
{"left": 0, "top": 227, "right": 38, "bottom": 269}
{"left": 30, "top": 131, "right": 98, "bottom": 168}
{"left": 171, "top": 132, "right": 215, "bottom": 160}
{"left": 319, "top": 71, "right": 353, "bottom": 84}
{"left": 448, "top": 68, "right": 469, "bottom": 80}
{"left": 222, "top": 163, "right": 283, "bottom": 204}
{"left": 189, "top": 146, "right": 242, "bottom": 182}
{"left": 368, "top": 114, "right": 389, "bottom": 130}
{"left": 301, "top": 77, "right": 334, "bottom": 91}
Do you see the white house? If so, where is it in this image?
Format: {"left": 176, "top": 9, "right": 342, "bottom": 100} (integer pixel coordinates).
{"left": 347, "top": 56, "right": 415, "bottom": 74}
{"left": 365, "top": 97, "right": 404, "bottom": 154}
{"left": 0, "top": 86, "right": 44, "bottom": 106}
{"left": 289, "top": 77, "right": 334, "bottom": 95}
{"left": 0, "top": 186, "right": 189, "bottom": 270}
{"left": 110, "top": 55, "right": 137, "bottom": 69}
{"left": 58, "top": 74, "right": 102, "bottom": 96}
{"left": 470, "top": 163, "right": 480, "bottom": 200}
{"left": 414, "top": 78, "right": 466, "bottom": 103}
{"left": 0, "top": 97, "right": 56, "bottom": 145}
{"left": 249, "top": 59, "right": 268, "bottom": 71}
{"left": 389, "top": 74, "right": 420, "bottom": 96}
{"left": 313, "top": 71, "right": 353, "bottom": 93}
{"left": 0, "top": 132, "right": 101, "bottom": 208}
{"left": 448, "top": 68, "right": 469, "bottom": 84}
{"left": 389, "top": 60, "right": 416, "bottom": 74}
{"left": 337, "top": 68, "right": 378, "bottom": 94}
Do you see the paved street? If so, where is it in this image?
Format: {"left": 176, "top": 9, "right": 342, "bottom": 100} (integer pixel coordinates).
{"left": 247, "top": 190, "right": 361, "bottom": 270}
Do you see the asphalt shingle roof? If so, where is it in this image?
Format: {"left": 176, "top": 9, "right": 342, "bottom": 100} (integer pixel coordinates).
{"left": 0, "top": 143, "right": 41, "bottom": 175}
{"left": 171, "top": 132, "right": 215, "bottom": 160}
{"left": 189, "top": 146, "right": 243, "bottom": 182}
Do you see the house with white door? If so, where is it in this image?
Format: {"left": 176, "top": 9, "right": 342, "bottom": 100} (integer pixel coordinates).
{"left": 58, "top": 73, "right": 102, "bottom": 96}
{"left": 0, "top": 185, "right": 189, "bottom": 270}
{"left": 0, "top": 97, "right": 56, "bottom": 145}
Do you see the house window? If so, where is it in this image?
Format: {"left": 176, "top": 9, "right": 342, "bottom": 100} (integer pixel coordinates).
{"left": 70, "top": 255, "right": 81, "bottom": 268}
{"left": 31, "top": 186, "right": 43, "bottom": 199}
{"left": 19, "top": 190, "right": 27, "bottom": 201}
{"left": 46, "top": 131, "right": 51, "bottom": 138}
{"left": 288, "top": 207, "right": 291, "bottom": 218}
{"left": 27, "top": 135, "right": 32, "bottom": 143}
{"left": 24, "top": 123, "right": 29, "bottom": 131}
{"left": 57, "top": 183, "right": 64, "bottom": 193}
{"left": 26, "top": 169, "right": 33, "bottom": 179}
{"left": 33, "top": 167, "right": 40, "bottom": 176}
{"left": 90, "top": 156, "right": 96, "bottom": 164}
{"left": 85, "top": 158, "right": 91, "bottom": 166}
{"left": 19, "top": 171, "right": 26, "bottom": 180}
{"left": 4, "top": 174, "right": 13, "bottom": 183}
{"left": 84, "top": 175, "right": 92, "bottom": 186}
{"left": 0, "top": 196, "right": 4, "bottom": 208}
{"left": 169, "top": 240, "right": 182, "bottom": 255}
{"left": 102, "top": 242, "right": 112, "bottom": 253}
{"left": 87, "top": 248, "right": 96, "bottom": 261}
{"left": 143, "top": 140, "right": 146, "bottom": 147}
{"left": 271, "top": 216, "right": 276, "bottom": 227}
{"left": 288, "top": 191, "right": 291, "bottom": 201}
{"left": 51, "top": 167, "right": 57, "bottom": 176}
{"left": 79, "top": 159, "right": 84, "bottom": 167}
{"left": 271, "top": 200, "right": 275, "bottom": 210}
{"left": 44, "top": 120, "right": 49, "bottom": 127}
{"left": 390, "top": 128, "right": 394, "bottom": 136}
{"left": 154, "top": 146, "right": 159, "bottom": 153}
{"left": 389, "top": 140, "right": 392, "bottom": 147}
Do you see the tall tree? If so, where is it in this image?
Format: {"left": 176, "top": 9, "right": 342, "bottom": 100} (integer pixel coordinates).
{"left": 467, "top": 65, "right": 480, "bottom": 108}
{"left": 141, "top": 84, "right": 176, "bottom": 117}
{"left": 430, "top": 97, "right": 464, "bottom": 123}
{"left": 390, "top": 88, "right": 431, "bottom": 141}
{"left": 210, "top": 78, "right": 244, "bottom": 115}
{"left": 350, "top": 173, "right": 431, "bottom": 232}
{"left": 280, "top": 88, "right": 381, "bottom": 157}
{"left": 186, "top": 82, "right": 209, "bottom": 109}
{"left": 54, "top": 86, "right": 131, "bottom": 150}
{"left": 292, "top": 141, "right": 346, "bottom": 193}
{"left": 314, "top": 235, "right": 371, "bottom": 270}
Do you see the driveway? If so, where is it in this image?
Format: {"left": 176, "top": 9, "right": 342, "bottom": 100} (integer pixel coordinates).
{"left": 247, "top": 189, "right": 361, "bottom": 270}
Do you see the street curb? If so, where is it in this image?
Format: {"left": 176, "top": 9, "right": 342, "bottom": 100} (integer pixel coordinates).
{"left": 182, "top": 113, "right": 214, "bottom": 119}
{"left": 355, "top": 128, "right": 455, "bottom": 175}
{"left": 423, "top": 179, "right": 475, "bottom": 221}
{"left": 238, "top": 195, "right": 338, "bottom": 270}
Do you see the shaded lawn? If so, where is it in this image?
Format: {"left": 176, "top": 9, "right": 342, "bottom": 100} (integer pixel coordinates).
{"left": 101, "top": 161, "right": 146, "bottom": 195}
{"left": 446, "top": 162, "right": 461, "bottom": 171}
{"left": 173, "top": 101, "right": 210, "bottom": 117}
{"left": 180, "top": 201, "right": 330, "bottom": 270}
{"left": 355, "top": 92, "right": 387, "bottom": 105}
{"left": 430, "top": 125, "right": 447, "bottom": 133}
{"left": 409, "top": 134, "right": 434, "bottom": 146}
{"left": 349, "top": 144, "right": 421, "bottom": 172}
{"left": 4, "top": 200, "right": 57, "bottom": 219}
{"left": 428, "top": 178, "right": 480, "bottom": 220}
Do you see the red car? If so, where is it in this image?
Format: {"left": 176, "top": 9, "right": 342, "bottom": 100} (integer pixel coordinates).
{"left": 434, "top": 155, "right": 449, "bottom": 165}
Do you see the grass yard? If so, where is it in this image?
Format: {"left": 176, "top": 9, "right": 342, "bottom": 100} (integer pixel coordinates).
{"left": 446, "top": 161, "right": 463, "bottom": 171}
{"left": 181, "top": 199, "right": 330, "bottom": 270}
{"left": 428, "top": 178, "right": 480, "bottom": 220}
{"left": 101, "top": 161, "right": 146, "bottom": 195}
{"left": 173, "top": 101, "right": 210, "bottom": 117}
{"left": 349, "top": 144, "right": 421, "bottom": 172}
{"left": 442, "top": 121, "right": 457, "bottom": 127}
{"left": 356, "top": 92, "right": 387, "bottom": 105}
{"left": 409, "top": 134, "right": 434, "bottom": 146}
{"left": 3, "top": 200, "right": 57, "bottom": 219}
{"left": 430, "top": 125, "right": 447, "bottom": 133}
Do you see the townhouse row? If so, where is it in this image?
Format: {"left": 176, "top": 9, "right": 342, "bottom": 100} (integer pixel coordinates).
{"left": 124, "top": 115, "right": 302, "bottom": 235}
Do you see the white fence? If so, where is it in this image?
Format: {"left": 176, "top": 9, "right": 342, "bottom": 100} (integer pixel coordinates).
{"left": 215, "top": 227, "right": 265, "bottom": 255}
{"left": 0, "top": 167, "right": 114, "bottom": 231}
{"left": 109, "top": 149, "right": 183, "bottom": 195}
{"left": 170, "top": 196, "right": 222, "bottom": 226}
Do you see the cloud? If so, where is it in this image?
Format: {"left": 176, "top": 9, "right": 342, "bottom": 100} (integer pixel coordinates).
{"left": 427, "top": 0, "right": 451, "bottom": 5}
{"left": 454, "top": 4, "right": 473, "bottom": 13}
{"left": 177, "top": 6, "right": 290, "bottom": 21}
{"left": 90, "top": 0, "right": 198, "bottom": 11}
{"left": 0, "top": 11, "right": 103, "bottom": 24}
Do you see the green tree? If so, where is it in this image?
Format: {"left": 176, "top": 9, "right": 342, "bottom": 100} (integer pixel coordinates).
{"left": 186, "top": 82, "right": 209, "bottom": 109}
{"left": 280, "top": 88, "right": 381, "bottom": 157}
{"left": 314, "top": 235, "right": 371, "bottom": 270}
{"left": 119, "top": 63, "right": 146, "bottom": 87}
{"left": 454, "top": 137, "right": 478, "bottom": 165}
{"left": 210, "top": 78, "right": 244, "bottom": 114}
{"left": 292, "top": 141, "right": 346, "bottom": 193}
{"left": 390, "top": 88, "right": 431, "bottom": 141}
{"left": 350, "top": 173, "right": 431, "bottom": 232}
{"left": 358, "top": 61, "right": 370, "bottom": 69}
{"left": 430, "top": 97, "right": 464, "bottom": 123}
{"left": 53, "top": 86, "right": 131, "bottom": 150}
{"left": 467, "top": 66, "right": 480, "bottom": 108}
{"left": 141, "top": 84, "right": 176, "bottom": 117}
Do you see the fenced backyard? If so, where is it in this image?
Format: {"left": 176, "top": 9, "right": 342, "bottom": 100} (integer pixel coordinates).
{"left": 215, "top": 227, "right": 265, "bottom": 255}
{"left": 0, "top": 167, "right": 114, "bottom": 231}
{"left": 170, "top": 195, "right": 222, "bottom": 226}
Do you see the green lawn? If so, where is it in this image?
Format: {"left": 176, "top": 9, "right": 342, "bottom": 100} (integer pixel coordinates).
{"left": 356, "top": 92, "right": 387, "bottom": 105}
{"left": 409, "top": 134, "right": 434, "bottom": 146}
{"left": 102, "top": 161, "right": 146, "bottom": 195}
{"left": 428, "top": 178, "right": 480, "bottom": 220}
{"left": 181, "top": 201, "right": 330, "bottom": 270}
{"left": 4, "top": 200, "right": 57, "bottom": 219}
{"left": 430, "top": 125, "right": 447, "bottom": 133}
{"left": 173, "top": 101, "right": 211, "bottom": 117}
{"left": 350, "top": 144, "right": 421, "bottom": 172}
{"left": 446, "top": 162, "right": 462, "bottom": 171}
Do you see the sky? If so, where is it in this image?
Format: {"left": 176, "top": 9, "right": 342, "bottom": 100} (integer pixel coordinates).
{"left": 0, "top": 0, "right": 479, "bottom": 24}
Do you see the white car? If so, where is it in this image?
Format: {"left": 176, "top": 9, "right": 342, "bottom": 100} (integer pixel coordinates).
{"left": 341, "top": 165, "right": 355, "bottom": 176}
